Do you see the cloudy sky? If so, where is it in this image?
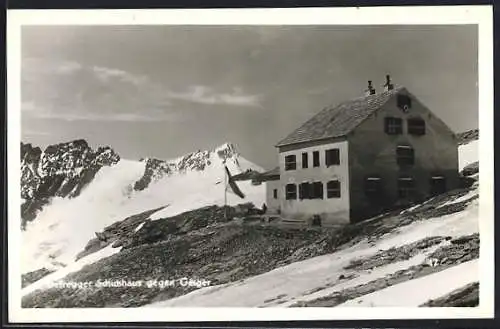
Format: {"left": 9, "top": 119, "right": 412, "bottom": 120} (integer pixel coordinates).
{"left": 21, "top": 25, "right": 478, "bottom": 169}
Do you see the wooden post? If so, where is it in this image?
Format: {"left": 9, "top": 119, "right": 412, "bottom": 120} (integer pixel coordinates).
{"left": 223, "top": 161, "right": 227, "bottom": 220}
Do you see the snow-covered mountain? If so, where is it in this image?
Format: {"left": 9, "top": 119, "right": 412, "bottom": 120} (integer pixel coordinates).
{"left": 21, "top": 140, "right": 120, "bottom": 227}
{"left": 20, "top": 130, "right": 481, "bottom": 310}
{"left": 21, "top": 140, "right": 265, "bottom": 274}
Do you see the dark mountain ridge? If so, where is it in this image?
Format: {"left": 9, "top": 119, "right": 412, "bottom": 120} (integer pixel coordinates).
{"left": 21, "top": 140, "right": 120, "bottom": 228}
{"left": 20, "top": 139, "right": 246, "bottom": 228}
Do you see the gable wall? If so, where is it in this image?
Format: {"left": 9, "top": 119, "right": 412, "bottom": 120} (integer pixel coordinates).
{"left": 348, "top": 89, "right": 460, "bottom": 222}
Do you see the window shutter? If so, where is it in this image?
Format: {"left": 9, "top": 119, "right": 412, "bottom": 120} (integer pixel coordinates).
{"left": 302, "top": 153, "right": 308, "bottom": 169}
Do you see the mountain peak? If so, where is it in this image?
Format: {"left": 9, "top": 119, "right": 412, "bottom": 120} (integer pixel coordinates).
{"left": 133, "top": 143, "right": 245, "bottom": 192}
{"left": 215, "top": 142, "right": 238, "bottom": 162}
{"left": 20, "top": 140, "right": 121, "bottom": 226}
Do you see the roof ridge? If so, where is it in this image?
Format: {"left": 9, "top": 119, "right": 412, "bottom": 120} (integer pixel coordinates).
{"left": 276, "top": 86, "right": 405, "bottom": 147}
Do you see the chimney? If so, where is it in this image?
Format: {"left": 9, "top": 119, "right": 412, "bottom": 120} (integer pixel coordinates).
{"left": 365, "top": 80, "right": 376, "bottom": 96}
{"left": 384, "top": 74, "right": 394, "bottom": 91}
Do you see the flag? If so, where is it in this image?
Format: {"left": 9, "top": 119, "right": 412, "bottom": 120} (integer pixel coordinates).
{"left": 224, "top": 166, "right": 245, "bottom": 199}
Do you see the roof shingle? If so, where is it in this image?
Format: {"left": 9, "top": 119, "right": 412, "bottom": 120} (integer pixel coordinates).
{"left": 276, "top": 86, "right": 405, "bottom": 147}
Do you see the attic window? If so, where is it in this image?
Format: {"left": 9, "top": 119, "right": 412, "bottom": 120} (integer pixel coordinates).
{"left": 325, "top": 149, "right": 340, "bottom": 166}
{"left": 285, "top": 184, "right": 297, "bottom": 200}
{"left": 396, "top": 145, "right": 415, "bottom": 166}
{"left": 385, "top": 117, "right": 403, "bottom": 135}
{"left": 327, "top": 180, "right": 341, "bottom": 198}
{"left": 365, "top": 177, "right": 381, "bottom": 196}
{"left": 285, "top": 155, "right": 296, "bottom": 171}
{"left": 408, "top": 118, "right": 426, "bottom": 136}
{"left": 397, "top": 94, "right": 412, "bottom": 112}
{"left": 398, "top": 177, "right": 415, "bottom": 198}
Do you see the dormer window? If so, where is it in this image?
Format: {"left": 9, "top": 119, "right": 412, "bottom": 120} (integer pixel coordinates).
{"left": 385, "top": 117, "right": 403, "bottom": 135}
{"left": 408, "top": 118, "right": 426, "bottom": 136}
{"left": 397, "top": 94, "right": 412, "bottom": 112}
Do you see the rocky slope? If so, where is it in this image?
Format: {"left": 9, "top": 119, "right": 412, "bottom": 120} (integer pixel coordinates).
{"left": 22, "top": 177, "right": 478, "bottom": 308}
{"left": 21, "top": 140, "right": 265, "bottom": 275}
{"left": 20, "top": 141, "right": 249, "bottom": 228}
{"left": 133, "top": 143, "right": 243, "bottom": 191}
{"left": 20, "top": 130, "right": 480, "bottom": 309}
{"left": 21, "top": 140, "right": 120, "bottom": 228}
{"left": 456, "top": 128, "right": 479, "bottom": 145}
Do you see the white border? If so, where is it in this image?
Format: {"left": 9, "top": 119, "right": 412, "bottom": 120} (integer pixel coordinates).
{"left": 7, "top": 6, "right": 494, "bottom": 323}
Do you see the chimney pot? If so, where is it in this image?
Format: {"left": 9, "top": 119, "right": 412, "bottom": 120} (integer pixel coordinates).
{"left": 384, "top": 74, "right": 394, "bottom": 91}
{"left": 365, "top": 80, "right": 376, "bottom": 96}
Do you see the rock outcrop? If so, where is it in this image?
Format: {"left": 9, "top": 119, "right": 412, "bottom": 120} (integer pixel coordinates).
{"left": 133, "top": 143, "right": 240, "bottom": 191}
{"left": 456, "top": 128, "right": 478, "bottom": 145}
{"left": 21, "top": 140, "right": 120, "bottom": 228}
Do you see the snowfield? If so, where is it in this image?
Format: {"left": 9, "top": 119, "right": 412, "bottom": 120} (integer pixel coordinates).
{"left": 336, "top": 259, "right": 478, "bottom": 307}
{"left": 20, "top": 137, "right": 481, "bottom": 309}
{"left": 147, "top": 198, "right": 478, "bottom": 307}
{"left": 22, "top": 245, "right": 122, "bottom": 296}
{"left": 459, "top": 139, "right": 478, "bottom": 171}
{"left": 21, "top": 144, "right": 265, "bottom": 274}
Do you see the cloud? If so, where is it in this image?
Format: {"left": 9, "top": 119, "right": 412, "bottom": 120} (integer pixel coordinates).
{"left": 22, "top": 102, "right": 181, "bottom": 122}
{"left": 92, "top": 66, "right": 147, "bottom": 86}
{"left": 167, "top": 85, "right": 262, "bottom": 107}
{"left": 21, "top": 58, "right": 262, "bottom": 124}
{"left": 55, "top": 61, "right": 83, "bottom": 75}
{"left": 22, "top": 130, "right": 50, "bottom": 136}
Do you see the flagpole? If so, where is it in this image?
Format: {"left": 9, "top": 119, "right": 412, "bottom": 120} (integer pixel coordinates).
{"left": 223, "top": 161, "right": 227, "bottom": 220}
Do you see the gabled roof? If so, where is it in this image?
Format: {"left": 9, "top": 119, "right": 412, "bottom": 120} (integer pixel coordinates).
{"left": 276, "top": 86, "right": 406, "bottom": 147}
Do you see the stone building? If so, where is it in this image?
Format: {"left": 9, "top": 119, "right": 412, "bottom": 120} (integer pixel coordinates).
{"left": 262, "top": 76, "right": 459, "bottom": 226}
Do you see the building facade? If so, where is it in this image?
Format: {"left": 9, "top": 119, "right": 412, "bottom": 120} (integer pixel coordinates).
{"left": 278, "top": 139, "right": 350, "bottom": 224}
{"left": 265, "top": 77, "right": 459, "bottom": 226}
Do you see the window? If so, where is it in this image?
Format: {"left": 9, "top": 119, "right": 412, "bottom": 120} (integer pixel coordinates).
{"left": 284, "top": 155, "right": 296, "bottom": 171}
{"left": 298, "top": 182, "right": 311, "bottom": 200}
{"left": 325, "top": 149, "right": 340, "bottom": 166}
{"left": 311, "top": 182, "right": 324, "bottom": 199}
{"left": 396, "top": 146, "right": 415, "bottom": 166}
{"left": 302, "top": 152, "right": 308, "bottom": 169}
{"left": 365, "top": 177, "right": 381, "bottom": 196}
{"left": 327, "top": 180, "right": 341, "bottom": 198}
{"left": 408, "top": 118, "right": 426, "bottom": 136}
{"left": 384, "top": 117, "right": 403, "bottom": 135}
{"left": 273, "top": 189, "right": 278, "bottom": 199}
{"left": 398, "top": 177, "right": 415, "bottom": 198}
{"left": 430, "top": 176, "right": 447, "bottom": 196}
{"left": 285, "top": 184, "right": 297, "bottom": 200}
{"left": 397, "top": 94, "right": 412, "bottom": 112}
{"left": 313, "top": 151, "right": 320, "bottom": 167}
